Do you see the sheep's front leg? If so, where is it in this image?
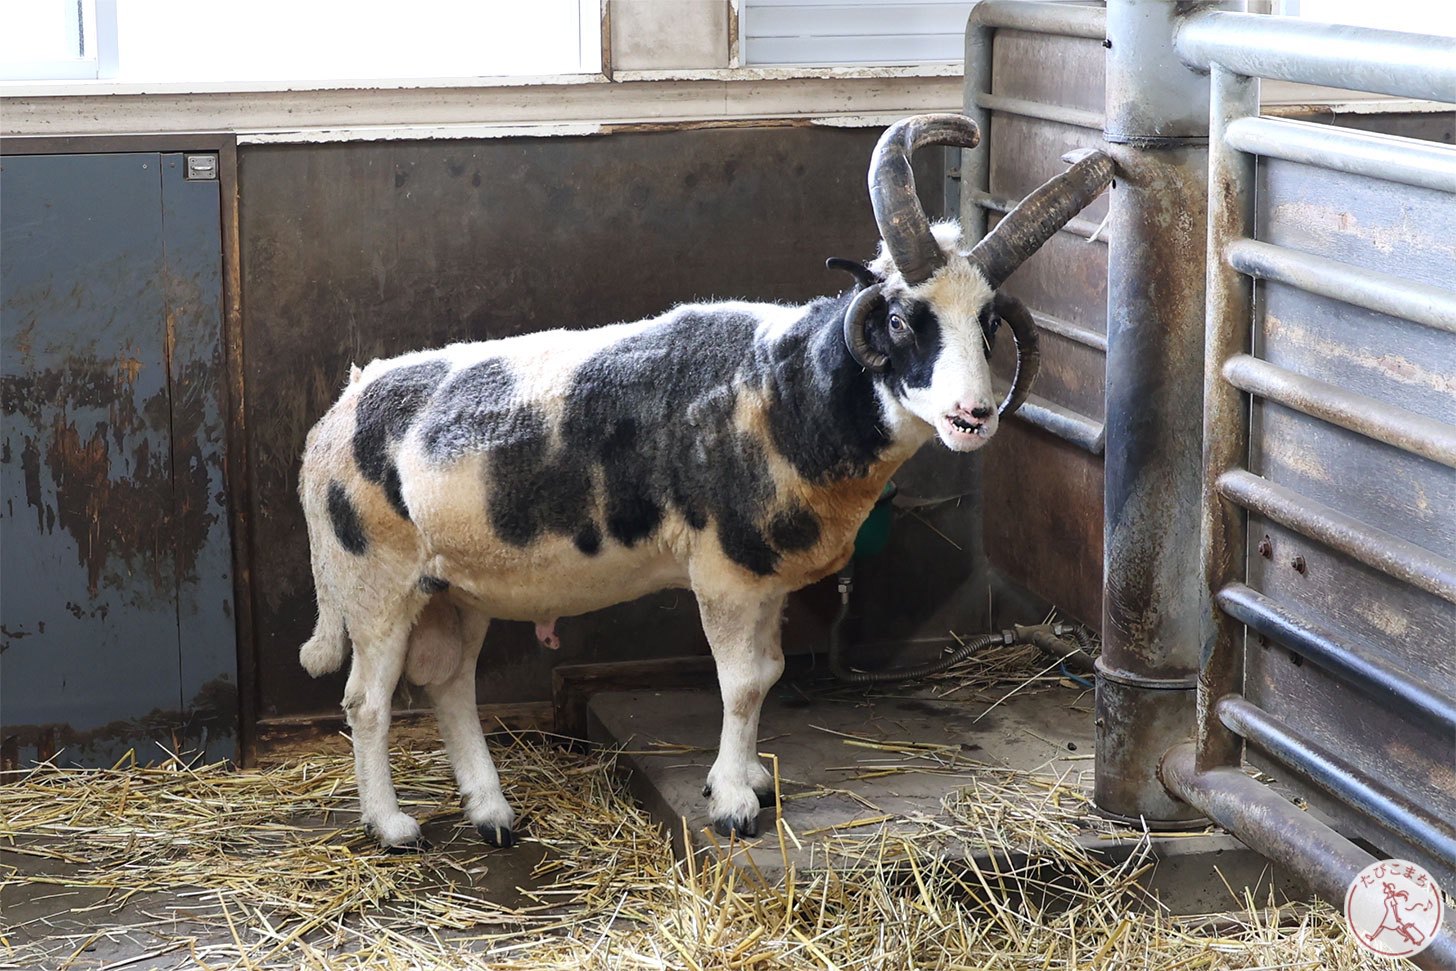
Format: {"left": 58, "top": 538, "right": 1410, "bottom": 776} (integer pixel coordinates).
{"left": 697, "top": 590, "right": 787, "bottom": 837}
{"left": 342, "top": 620, "right": 423, "bottom": 851}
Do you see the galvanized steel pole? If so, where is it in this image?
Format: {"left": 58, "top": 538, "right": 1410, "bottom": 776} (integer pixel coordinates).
{"left": 1094, "top": 0, "right": 1242, "bottom": 826}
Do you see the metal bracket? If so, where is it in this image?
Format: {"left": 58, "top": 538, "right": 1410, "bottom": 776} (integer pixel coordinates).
{"left": 185, "top": 154, "right": 218, "bottom": 181}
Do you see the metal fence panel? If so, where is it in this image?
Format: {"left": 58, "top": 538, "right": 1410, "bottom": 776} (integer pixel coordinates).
{"left": 1181, "top": 8, "right": 1456, "bottom": 963}
{"left": 965, "top": 1, "right": 1110, "bottom": 631}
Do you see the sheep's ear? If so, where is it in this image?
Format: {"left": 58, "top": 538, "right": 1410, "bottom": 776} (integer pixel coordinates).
{"left": 825, "top": 257, "right": 880, "bottom": 291}
{"left": 349, "top": 364, "right": 363, "bottom": 384}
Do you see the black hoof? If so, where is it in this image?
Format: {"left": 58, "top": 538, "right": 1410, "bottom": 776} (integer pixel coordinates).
{"left": 383, "top": 837, "right": 431, "bottom": 855}
{"left": 712, "top": 814, "right": 760, "bottom": 839}
{"left": 756, "top": 789, "right": 777, "bottom": 809}
{"left": 702, "top": 784, "right": 712, "bottom": 798}
{"left": 477, "top": 823, "right": 516, "bottom": 848}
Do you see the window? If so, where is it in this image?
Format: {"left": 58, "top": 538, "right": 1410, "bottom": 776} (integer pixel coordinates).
{"left": 0, "top": 0, "right": 601, "bottom": 86}
{"left": 0, "top": 1, "right": 108, "bottom": 81}
{"left": 740, "top": 0, "right": 975, "bottom": 68}
{"left": 739, "top": 0, "right": 1456, "bottom": 68}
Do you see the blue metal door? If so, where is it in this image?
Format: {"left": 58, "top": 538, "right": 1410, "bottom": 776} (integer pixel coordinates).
{"left": 1, "top": 151, "right": 237, "bottom": 767}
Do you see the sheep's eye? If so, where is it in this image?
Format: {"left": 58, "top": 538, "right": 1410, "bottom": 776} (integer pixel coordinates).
{"left": 888, "top": 314, "right": 908, "bottom": 333}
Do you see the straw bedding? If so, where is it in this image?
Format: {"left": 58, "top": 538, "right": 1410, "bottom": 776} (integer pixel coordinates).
{"left": 1, "top": 722, "right": 1389, "bottom": 971}
{"left": 0, "top": 624, "right": 1390, "bottom": 970}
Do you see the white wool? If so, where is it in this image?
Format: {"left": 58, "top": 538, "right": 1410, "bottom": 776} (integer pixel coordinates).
{"left": 867, "top": 221, "right": 989, "bottom": 305}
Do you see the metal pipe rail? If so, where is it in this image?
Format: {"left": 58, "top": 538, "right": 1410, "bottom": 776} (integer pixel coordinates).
{"left": 964, "top": 190, "right": 1108, "bottom": 244}
{"left": 1028, "top": 307, "right": 1107, "bottom": 352}
{"left": 1162, "top": 743, "right": 1456, "bottom": 971}
{"left": 1217, "top": 583, "right": 1456, "bottom": 735}
{"left": 1227, "top": 239, "right": 1456, "bottom": 336}
{"left": 1197, "top": 60, "right": 1259, "bottom": 772}
{"left": 1218, "top": 469, "right": 1456, "bottom": 604}
{"left": 1092, "top": 0, "right": 1219, "bottom": 826}
{"left": 963, "top": 2, "right": 1114, "bottom": 461}
{"left": 1223, "top": 354, "right": 1456, "bottom": 469}
{"left": 969, "top": 0, "right": 1107, "bottom": 39}
{"left": 1176, "top": 10, "right": 1456, "bottom": 103}
{"left": 963, "top": 0, "right": 1108, "bottom": 243}
{"left": 971, "top": 93, "right": 1105, "bottom": 132}
{"left": 1016, "top": 396, "right": 1105, "bottom": 455}
{"left": 1225, "top": 116, "right": 1456, "bottom": 193}
{"left": 1218, "top": 696, "right": 1456, "bottom": 874}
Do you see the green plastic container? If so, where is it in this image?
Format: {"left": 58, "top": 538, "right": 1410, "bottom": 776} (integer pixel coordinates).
{"left": 852, "top": 481, "right": 898, "bottom": 558}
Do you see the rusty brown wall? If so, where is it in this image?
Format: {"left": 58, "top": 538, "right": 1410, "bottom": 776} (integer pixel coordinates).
{"left": 238, "top": 126, "right": 963, "bottom": 721}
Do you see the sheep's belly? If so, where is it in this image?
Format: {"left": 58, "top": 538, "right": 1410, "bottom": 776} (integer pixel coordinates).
{"left": 436, "top": 538, "right": 689, "bottom": 622}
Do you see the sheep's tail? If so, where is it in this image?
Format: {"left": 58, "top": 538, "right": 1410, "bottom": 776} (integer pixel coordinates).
{"left": 300, "top": 597, "right": 348, "bottom": 677}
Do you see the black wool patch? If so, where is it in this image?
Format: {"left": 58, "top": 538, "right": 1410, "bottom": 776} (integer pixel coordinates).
{"left": 419, "top": 358, "right": 530, "bottom": 460}
{"left": 326, "top": 481, "right": 368, "bottom": 555}
{"left": 560, "top": 310, "right": 781, "bottom": 567}
{"left": 574, "top": 522, "right": 602, "bottom": 556}
{"left": 415, "top": 358, "right": 599, "bottom": 547}
{"left": 763, "top": 293, "right": 889, "bottom": 483}
{"left": 768, "top": 504, "right": 821, "bottom": 552}
{"left": 381, "top": 465, "right": 410, "bottom": 521}
{"left": 417, "top": 575, "right": 450, "bottom": 594}
{"left": 717, "top": 509, "right": 779, "bottom": 576}
{"left": 484, "top": 405, "right": 596, "bottom": 547}
{"left": 884, "top": 298, "right": 944, "bottom": 391}
{"left": 353, "top": 359, "right": 450, "bottom": 519}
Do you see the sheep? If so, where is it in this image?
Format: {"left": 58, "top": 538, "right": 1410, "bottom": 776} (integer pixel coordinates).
{"left": 297, "top": 114, "right": 1113, "bottom": 849}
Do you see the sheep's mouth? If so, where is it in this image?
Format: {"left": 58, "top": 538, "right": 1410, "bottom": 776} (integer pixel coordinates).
{"left": 946, "top": 414, "right": 987, "bottom": 436}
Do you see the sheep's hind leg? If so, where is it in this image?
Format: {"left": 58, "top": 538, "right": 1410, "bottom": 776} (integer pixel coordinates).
{"left": 427, "top": 609, "right": 516, "bottom": 847}
{"left": 343, "top": 618, "right": 425, "bottom": 851}
{"left": 698, "top": 590, "right": 787, "bottom": 838}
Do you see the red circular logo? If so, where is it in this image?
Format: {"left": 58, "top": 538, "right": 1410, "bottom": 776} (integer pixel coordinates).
{"left": 1345, "top": 859, "right": 1445, "bottom": 959}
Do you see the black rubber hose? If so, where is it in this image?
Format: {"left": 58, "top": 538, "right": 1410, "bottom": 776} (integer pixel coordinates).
{"left": 1025, "top": 626, "right": 1098, "bottom": 675}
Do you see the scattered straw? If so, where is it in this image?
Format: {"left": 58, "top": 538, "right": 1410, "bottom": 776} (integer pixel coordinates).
{"left": 0, "top": 735, "right": 1394, "bottom": 970}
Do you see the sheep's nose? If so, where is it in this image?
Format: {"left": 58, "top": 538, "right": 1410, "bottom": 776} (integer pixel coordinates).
{"left": 970, "top": 403, "right": 994, "bottom": 420}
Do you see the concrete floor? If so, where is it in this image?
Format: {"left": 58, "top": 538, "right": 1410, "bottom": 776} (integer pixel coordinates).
{"left": 588, "top": 669, "right": 1306, "bottom": 916}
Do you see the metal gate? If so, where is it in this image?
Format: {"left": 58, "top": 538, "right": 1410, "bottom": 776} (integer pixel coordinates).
{"left": 965, "top": 2, "right": 1454, "bottom": 962}
{"left": 1167, "top": 9, "right": 1456, "bottom": 965}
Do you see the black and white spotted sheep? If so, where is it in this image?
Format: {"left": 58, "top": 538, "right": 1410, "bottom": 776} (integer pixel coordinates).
{"left": 297, "top": 115, "right": 1114, "bottom": 848}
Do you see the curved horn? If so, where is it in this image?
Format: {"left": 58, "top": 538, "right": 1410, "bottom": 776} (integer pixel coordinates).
{"left": 993, "top": 293, "right": 1041, "bottom": 416}
{"left": 826, "top": 256, "right": 879, "bottom": 291}
{"left": 870, "top": 114, "right": 981, "bottom": 286}
{"left": 968, "top": 148, "right": 1115, "bottom": 290}
{"left": 842, "top": 283, "right": 889, "bottom": 372}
